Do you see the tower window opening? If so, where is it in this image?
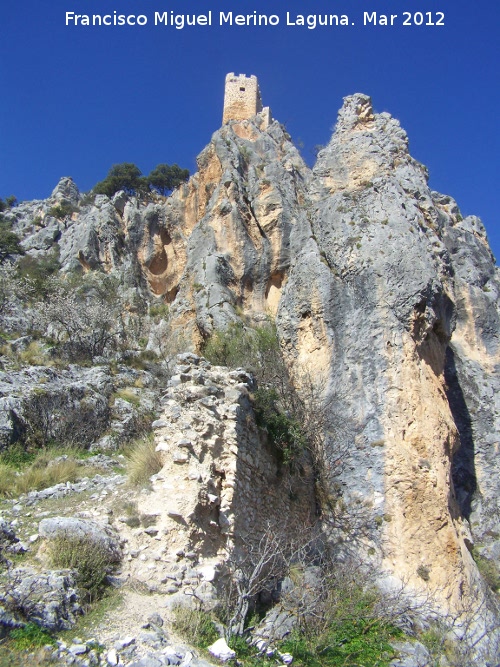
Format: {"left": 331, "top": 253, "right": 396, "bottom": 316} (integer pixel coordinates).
{"left": 240, "top": 87, "right": 246, "bottom": 91}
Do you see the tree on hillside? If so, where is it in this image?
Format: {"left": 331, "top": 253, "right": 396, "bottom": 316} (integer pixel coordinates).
{"left": 148, "top": 164, "right": 189, "bottom": 195}
{"left": 93, "top": 162, "right": 189, "bottom": 198}
{"left": 93, "top": 163, "right": 144, "bottom": 197}
{"left": 0, "top": 197, "right": 17, "bottom": 212}
{"left": 0, "top": 214, "right": 24, "bottom": 263}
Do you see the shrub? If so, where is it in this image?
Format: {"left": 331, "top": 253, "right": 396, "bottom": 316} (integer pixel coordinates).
{"left": 149, "top": 303, "right": 170, "bottom": 320}
{"left": 125, "top": 435, "right": 163, "bottom": 486}
{"left": 30, "top": 272, "right": 122, "bottom": 361}
{"left": 47, "top": 534, "right": 114, "bottom": 603}
{"left": 473, "top": 549, "right": 500, "bottom": 592}
{"left": 416, "top": 565, "right": 430, "bottom": 582}
{"left": 171, "top": 606, "right": 219, "bottom": 649}
{"left": 253, "top": 387, "right": 307, "bottom": 468}
{"left": 21, "top": 389, "right": 108, "bottom": 449}
{"left": 202, "top": 321, "right": 281, "bottom": 378}
{"left": 17, "top": 251, "right": 60, "bottom": 298}
{"left": 47, "top": 201, "right": 77, "bottom": 220}
{"left": 202, "top": 321, "right": 338, "bottom": 488}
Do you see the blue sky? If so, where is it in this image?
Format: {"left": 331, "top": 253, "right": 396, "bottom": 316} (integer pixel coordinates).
{"left": 1, "top": 0, "right": 499, "bottom": 259}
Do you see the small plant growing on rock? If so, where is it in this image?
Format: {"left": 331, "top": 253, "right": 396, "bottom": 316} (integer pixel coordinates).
{"left": 417, "top": 565, "right": 430, "bottom": 582}
{"left": 47, "top": 201, "right": 77, "bottom": 220}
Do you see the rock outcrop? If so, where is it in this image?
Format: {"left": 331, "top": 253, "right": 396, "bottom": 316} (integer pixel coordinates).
{"left": 3, "top": 89, "right": 500, "bottom": 658}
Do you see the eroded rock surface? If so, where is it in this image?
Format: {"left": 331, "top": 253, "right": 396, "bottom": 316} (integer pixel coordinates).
{"left": 3, "top": 91, "right": 500, "bottom": 658}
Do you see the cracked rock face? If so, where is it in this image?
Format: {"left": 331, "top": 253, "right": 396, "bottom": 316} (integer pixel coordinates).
{"left": 6, "top": 92, "right": 500, "bottom": 641}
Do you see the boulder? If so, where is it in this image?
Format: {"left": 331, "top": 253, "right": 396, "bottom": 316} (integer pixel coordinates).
{"left": 0, "top": 567, "right": 82, "bottom": 631}
{"left": 208, "top": 638, "right": 236, "bottom": 661}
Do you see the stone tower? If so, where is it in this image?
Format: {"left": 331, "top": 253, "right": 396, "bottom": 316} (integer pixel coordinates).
{"left": 222, "top": 73, "right": 272, "bottom": 128}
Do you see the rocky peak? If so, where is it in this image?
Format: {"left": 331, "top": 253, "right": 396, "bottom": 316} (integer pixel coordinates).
{"left": 335, "top": 92, "right": 375, "bottom": 130}
{"left": 50, "top": 176, "right": 80, "bottom": 204}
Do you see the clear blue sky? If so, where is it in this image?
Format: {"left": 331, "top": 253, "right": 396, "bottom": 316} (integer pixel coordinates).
{"left": 1, "top": 0, "right": 499, "bottom": 259}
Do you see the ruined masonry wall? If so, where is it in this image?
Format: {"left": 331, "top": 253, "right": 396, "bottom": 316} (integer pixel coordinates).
{"left": 128, "top": 353, "right": 315, "bottom": 605}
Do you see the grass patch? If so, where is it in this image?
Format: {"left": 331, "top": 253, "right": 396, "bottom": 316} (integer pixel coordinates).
{"left": 9, "top": 623, "right": 56, "bottom": 651}
{"left": 0, "top": 448, "right": 94, "bottom": 498}
{"left": 58, "top": 588, "right": 123, "bottom": 644}
{"left": 0, "top": 463, "right": 18, "bottom": 497}
{"left": 171, "top": 606, "right": 219, "bottom": 650}
{"left": 17, "top": 342, "right": 50, "bottom": 367}
{"left": 13, "top": 459, "right": 80, "bottom": 496}
{"left": 124, "top": 435, "right": 163, "bottom": 487}
{"left": 114, "top": 388, "right": 141, "bottom": 406}
{"left": 280, "top": 618, "right": 399, "bottom": 667}
{"left": 0, "top": 444, "right": 36, "bottom": 469}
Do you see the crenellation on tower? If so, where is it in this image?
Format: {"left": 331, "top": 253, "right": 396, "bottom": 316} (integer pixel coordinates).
{"left": 222, "top": 73, "right": 272, "bottom": 128}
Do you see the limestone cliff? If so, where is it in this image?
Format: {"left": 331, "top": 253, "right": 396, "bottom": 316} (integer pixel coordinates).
{"left": 5, "top": 92, "right": 500, "bottom": 653}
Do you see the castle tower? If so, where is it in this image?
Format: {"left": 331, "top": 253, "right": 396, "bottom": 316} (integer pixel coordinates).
{"left": 222, "top": 73, "right": 272, "bottom": 128}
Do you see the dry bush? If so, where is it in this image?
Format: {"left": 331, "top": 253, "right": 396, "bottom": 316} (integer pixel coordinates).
{"left": 21, "top": 389, "right": 109, "bottom": 450}
{"left": 47, "top": 534, "right": 114, "bottom": 604}
{"left": 125, "top": 435, "right": 163, "bottom": 486}
{"left": 31, "top": 274, "right": 123, "bottom": 361}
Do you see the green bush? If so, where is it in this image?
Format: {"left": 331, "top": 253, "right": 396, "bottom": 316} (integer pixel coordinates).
{"left": 473, "top": 549, "right": 500, "bottom": 592}
{"left": 149, "top": 303, "right": 170, "bottom": 320}
{"left": 280, "top": 618, "right": 399, "bottom": 667}
{"left": 202, "top": 321, "right": 280, "bottom": 379}
{"left": 253, "top": 387, "right": 306, "bottom": 467}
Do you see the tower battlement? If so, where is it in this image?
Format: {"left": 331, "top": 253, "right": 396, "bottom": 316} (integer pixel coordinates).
{"left": 222, "top": 73, "right": 271, "bottom": 128}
